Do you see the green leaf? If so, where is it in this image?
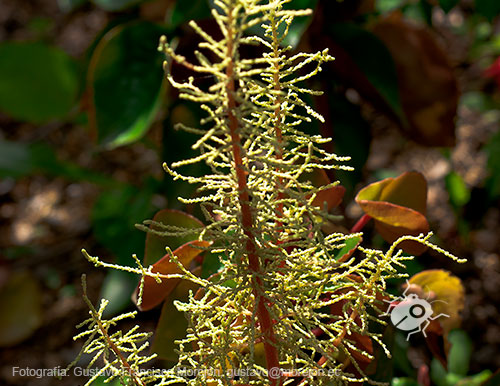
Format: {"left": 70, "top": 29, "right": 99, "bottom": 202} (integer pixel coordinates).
{"left": 439, "top": 0, "right": 460, "bottom": 13}
{"left": 445, "top": 172, "right": 470, "bottom": 208}
{"left": 479, "top": 370, "right": 500, "bottom": 386}
{"left": 169, "top": 0, "right": 211, "bottom": 28}
{"left": 431, "top": 358, "right": 449, "bottom": 386}
{"left": 376, "top": 0, "right": 405, "bottom": 13}
{"left": 334, "top": 235, "right": 361, "bottom": 262}
{"left": 92, "top": 0, "right": 143, "bottom": 11}
{"left": 92, "top": 184, "right": 157, "bottom": 265}
{"left": 0, "top": 271, "right": 43, "bottom": 347}
{"left": 281, "top": 0, "right": 318, "bottom": 48}
{"left": 92, "top": 184, "right": 158, "bottom": 315}
{"left": 201, "top": 251, "right": 224, "bottom": 279}
{"left": 328, "top": 94, "right": 371, "bottom": 197}
{"left": 143, "top": 209, "right": 204, "bottom": 266}
{"left": 328, "top": 23, "right": 403, "bottom": 119}
{"left": 448, "top": 329, "right": 472, "bottom": 377}
{"left": 0, "top": 42, "right": 78, "bottom": 123}
{"left": 88, "top": 21, "right": 167, "bottom": 148}
{"left": 152, "top": 279, "right": 198, "bottom": 361}
{"left": 391, "top": 378, "right": 419, "bottom": 386}
{"left": 100, "top": 270, "right": 138, "bottom": 317}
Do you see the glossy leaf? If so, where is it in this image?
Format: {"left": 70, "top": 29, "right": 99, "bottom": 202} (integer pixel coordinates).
{"left": 371, "top": 16, "right": 458, "bottom": 146}
{"left": 88, "top": 21, "right": 167, "bottom": 148}
{"left": 144, "top": 209, "right": 204, "bottom": 266}
{"left": 326, "top": 23, "right": 403, "bottom": 119}
{"left": 356, "top": 171, "right": 429, "bottom": 255}
{"left": 0, "top": 271, "right": 43, "bottom": 347}
{"left": 136, "top": 240, "right": 210, "bottom": 311}
{"left": 0, "top": 42, "right": 78, "bottom": 123}
{"left": 408, "top": 269, "right": 465, "bottom": 337}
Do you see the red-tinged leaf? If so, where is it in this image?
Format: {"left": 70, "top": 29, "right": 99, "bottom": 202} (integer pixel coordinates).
{"left": 371, "top": 15, "right": 458, "bottom": 147}
{"left": 144, "top": 209, "right": 204, "bottom": 267}
{"left": 312, "top": 185, "right": 346, "bottom": 211}
{"left": 136, "top": 240, "right": 210, "bottom": 311}
{"left": 304, "top": 169, "right": 346, "bottom": 210}
{"left": 355, "top": 171, "right": 429, "bottom": 255}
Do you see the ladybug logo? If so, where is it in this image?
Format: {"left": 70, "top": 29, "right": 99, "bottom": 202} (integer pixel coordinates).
{"left": 384, "top": 281, "right": 449, "bottom": 340}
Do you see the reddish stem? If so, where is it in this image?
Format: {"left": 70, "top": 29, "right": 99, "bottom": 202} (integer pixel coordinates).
{"left": 225, "top": 9, "right": 281, "bottom": 386}
{"left": 350, "top": 214, "right": 372, "bottom": 233}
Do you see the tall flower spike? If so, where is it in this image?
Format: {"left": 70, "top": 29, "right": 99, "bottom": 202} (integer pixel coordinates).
{"left": 73, "top": 1, "right": 464, "bottom": 385}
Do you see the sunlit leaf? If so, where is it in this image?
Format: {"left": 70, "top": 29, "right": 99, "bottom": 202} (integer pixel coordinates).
{"left": 334, "top": 235, "right": 361, "bottom": 262}
{"left": 0, "top": 271, "right": 43, "bottom": 347}
{"left": 136, "top": 240, "right": 210, "bottom": 311}
{"left": 88, "top": 21, "right": 167, "bottom": 148}
{"left": 408, "top": 269, "right": 465, "bottom": 337}
{"left": 0, "top": 42, "right": 78, "bottom": 123}
{"left": 356, "top": 171, "right": 429, "bottom": 255}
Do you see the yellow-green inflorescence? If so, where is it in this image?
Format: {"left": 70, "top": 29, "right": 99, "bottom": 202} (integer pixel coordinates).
{"left": 72, "top": 1, "right": 466, "bottom": 386}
